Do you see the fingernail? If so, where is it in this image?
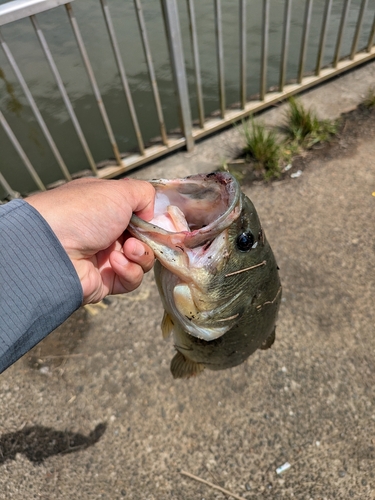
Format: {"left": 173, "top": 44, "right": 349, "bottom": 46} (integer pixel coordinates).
{"left": 132, "top": 241, "right": 146, "bottom": 257}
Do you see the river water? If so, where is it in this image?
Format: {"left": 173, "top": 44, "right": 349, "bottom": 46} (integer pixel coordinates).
{"left": 0, "top": 0, "right": 372, "bottom": 195}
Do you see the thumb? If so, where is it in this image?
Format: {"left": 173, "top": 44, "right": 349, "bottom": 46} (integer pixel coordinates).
{"left": 120, "top": 178, "right": 155, "bottom": 221}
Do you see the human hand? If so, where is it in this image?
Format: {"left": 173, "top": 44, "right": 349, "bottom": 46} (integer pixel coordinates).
{"left": 25, "top": 178, "right": 155, "bottom": 305}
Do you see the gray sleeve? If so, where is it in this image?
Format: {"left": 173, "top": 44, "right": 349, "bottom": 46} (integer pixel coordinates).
{"left": 0, "top": 199, "right": 83, "bottom": 373}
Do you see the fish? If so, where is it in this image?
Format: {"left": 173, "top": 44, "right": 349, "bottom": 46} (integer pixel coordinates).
{"left": 128, "top": 171, "right": 281, "bottom": 379}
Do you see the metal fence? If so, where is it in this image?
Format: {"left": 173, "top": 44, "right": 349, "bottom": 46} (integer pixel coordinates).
{"left": 0, "top": 0, "right": 374, "bottom": 198}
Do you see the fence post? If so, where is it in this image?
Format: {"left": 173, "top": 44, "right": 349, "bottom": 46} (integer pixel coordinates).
{"left": 0, "top": 110, "right": 46, "bottom": 191}
{"left": 260, "top": 0, "right": 270, "bottom": 100}
{"left": 161, "top": 0, "right": 194, "bottom": 151}
{"left": 0, "top": 171, "right": 19, "bottom": 200}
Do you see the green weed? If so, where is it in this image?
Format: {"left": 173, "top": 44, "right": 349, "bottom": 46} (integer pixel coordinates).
{"left": 284, "top": 97, "right": 337, "bottom": 148}
{"left": 242, "top": 120, "right": 281, "bottom": 179}
{"left": 237, "top": 98, "right": 338, "bottom": 183}
{"left": 364, "top": 87, "right": 375, "bottom": 109}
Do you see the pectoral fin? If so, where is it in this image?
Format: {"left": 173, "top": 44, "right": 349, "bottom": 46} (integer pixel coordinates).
{"left": 161, "top": 311, "right": 174, "bottom": 339}
{"left": 170, "top": 351, "right": 205, "bottom": 379}
{"left": 259, "top": 327, "right": 276, "bottom": 350}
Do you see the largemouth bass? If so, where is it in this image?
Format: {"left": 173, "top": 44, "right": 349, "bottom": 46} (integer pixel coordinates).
{"left": 128, "top": 172, "right": 281, "bottom": 379}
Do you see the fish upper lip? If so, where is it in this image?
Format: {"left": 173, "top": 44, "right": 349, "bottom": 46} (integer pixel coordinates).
{"left": 129, "top": 172, "right": 242, "bottom": 250}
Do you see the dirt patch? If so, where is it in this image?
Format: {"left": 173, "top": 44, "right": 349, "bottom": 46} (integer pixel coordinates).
{"left": 291, "top": 104, "right": 375, "bottom": 173}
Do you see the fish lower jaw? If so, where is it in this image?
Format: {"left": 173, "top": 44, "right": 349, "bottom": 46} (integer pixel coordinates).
{"left": 176, "top": 321, "right": 231, "bottom": 342}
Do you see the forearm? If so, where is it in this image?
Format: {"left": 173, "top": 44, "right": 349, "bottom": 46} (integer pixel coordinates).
{"left": 0, "top": 200, "right": 83, "bottom": 373}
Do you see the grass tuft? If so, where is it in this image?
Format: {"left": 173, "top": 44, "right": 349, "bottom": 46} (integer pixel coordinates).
{"left": 364, "top": 87, "right": 375, "bottom": 109}
{"left": 285, "top": 97, "right": 320, "bottom": 143}
{"left": 234, "top": 98, "right": 339, "bottom": 182}
{"left": 284, "top": 97, "right": 337, "bottom": 148}
{"left": 242, "top": 120, "right": 281, "bottom": 179}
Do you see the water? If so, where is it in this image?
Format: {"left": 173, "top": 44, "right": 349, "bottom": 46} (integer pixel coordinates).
{"left": 0, "top": 0, "right": 372, "bottom": 196}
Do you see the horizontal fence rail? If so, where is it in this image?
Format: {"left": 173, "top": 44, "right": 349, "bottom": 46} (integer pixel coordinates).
{"left": 0, "top": 0, "right": 375, "bottom": 198}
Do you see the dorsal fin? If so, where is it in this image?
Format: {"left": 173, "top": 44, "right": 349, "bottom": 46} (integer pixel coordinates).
{"left": 170, "top": 351, "right": 205, "bottom": 379}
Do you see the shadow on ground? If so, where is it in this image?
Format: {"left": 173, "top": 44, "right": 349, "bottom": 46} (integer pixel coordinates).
{"left": 0, "top": 423, "right": 107, "bottom": 464}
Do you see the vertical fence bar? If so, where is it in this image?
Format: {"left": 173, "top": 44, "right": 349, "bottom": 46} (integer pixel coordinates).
{"left": 0, "top": 110, "right": 46, "bottom": 191}
{"left": 350, "top": 0, "right": 368, "bottom": 59}
{"left": 0, "top": 171, "right": 19, "bottom": 199}
{"left": 134, "top": 0, "right": 168, "bottom": 146}
{"left": 333, "top": 0, "right": 351, "bottom": 67}
{"left": 367, "top": 10, "right": 375, "bottom": 51}
{"left": 100, "top": 0, "right": 145, "bottom": 156}
{"left": 315, "top": 0, "right": 332, "bottom": 75}
{"left": 30, "top": 15, "right": 98, "bottom": 175}
{"left": 279, "top": 0, "right": 292, "bottom": 91}
{"left": 186, "top": 0, "right": 205, "bottom": 128}
{"left": 161, "top": 0, "right": 193, "bottom": 150}
{"left": 0, "top": 28, "right": 71, "bottom": 181}
{"left": 214, "top": 0, "right": 225, "bottom": 118}
{"left": 260, "top": 0, "right": 269, "bottom": 100}
{"left": 298, "top": 0, "right": 313, "bottom": 83}
{"left": 65, "top": 3, "right": 122, "bottom": 165}
{"left": 240, "top": 0, "right": 246, "bottom": 108}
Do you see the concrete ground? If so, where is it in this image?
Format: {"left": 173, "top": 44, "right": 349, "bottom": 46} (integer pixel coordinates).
{"left": 1, "top": 61, "right": 375, "bottom": 500}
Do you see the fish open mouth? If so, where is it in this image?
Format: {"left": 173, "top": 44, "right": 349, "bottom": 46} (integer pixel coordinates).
{"left": 128, "top": 172, "right": 244, "bottom": 342}
{"left": 129, "top": 171, "right": 241, "bottom": 250}
{"left": 151, "top": 172, "right": 239, "bottom": 233}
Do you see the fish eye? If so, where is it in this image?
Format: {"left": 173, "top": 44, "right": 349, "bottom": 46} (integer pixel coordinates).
{"left": 236, "top": 231, "right": 255, "bottom": 252}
